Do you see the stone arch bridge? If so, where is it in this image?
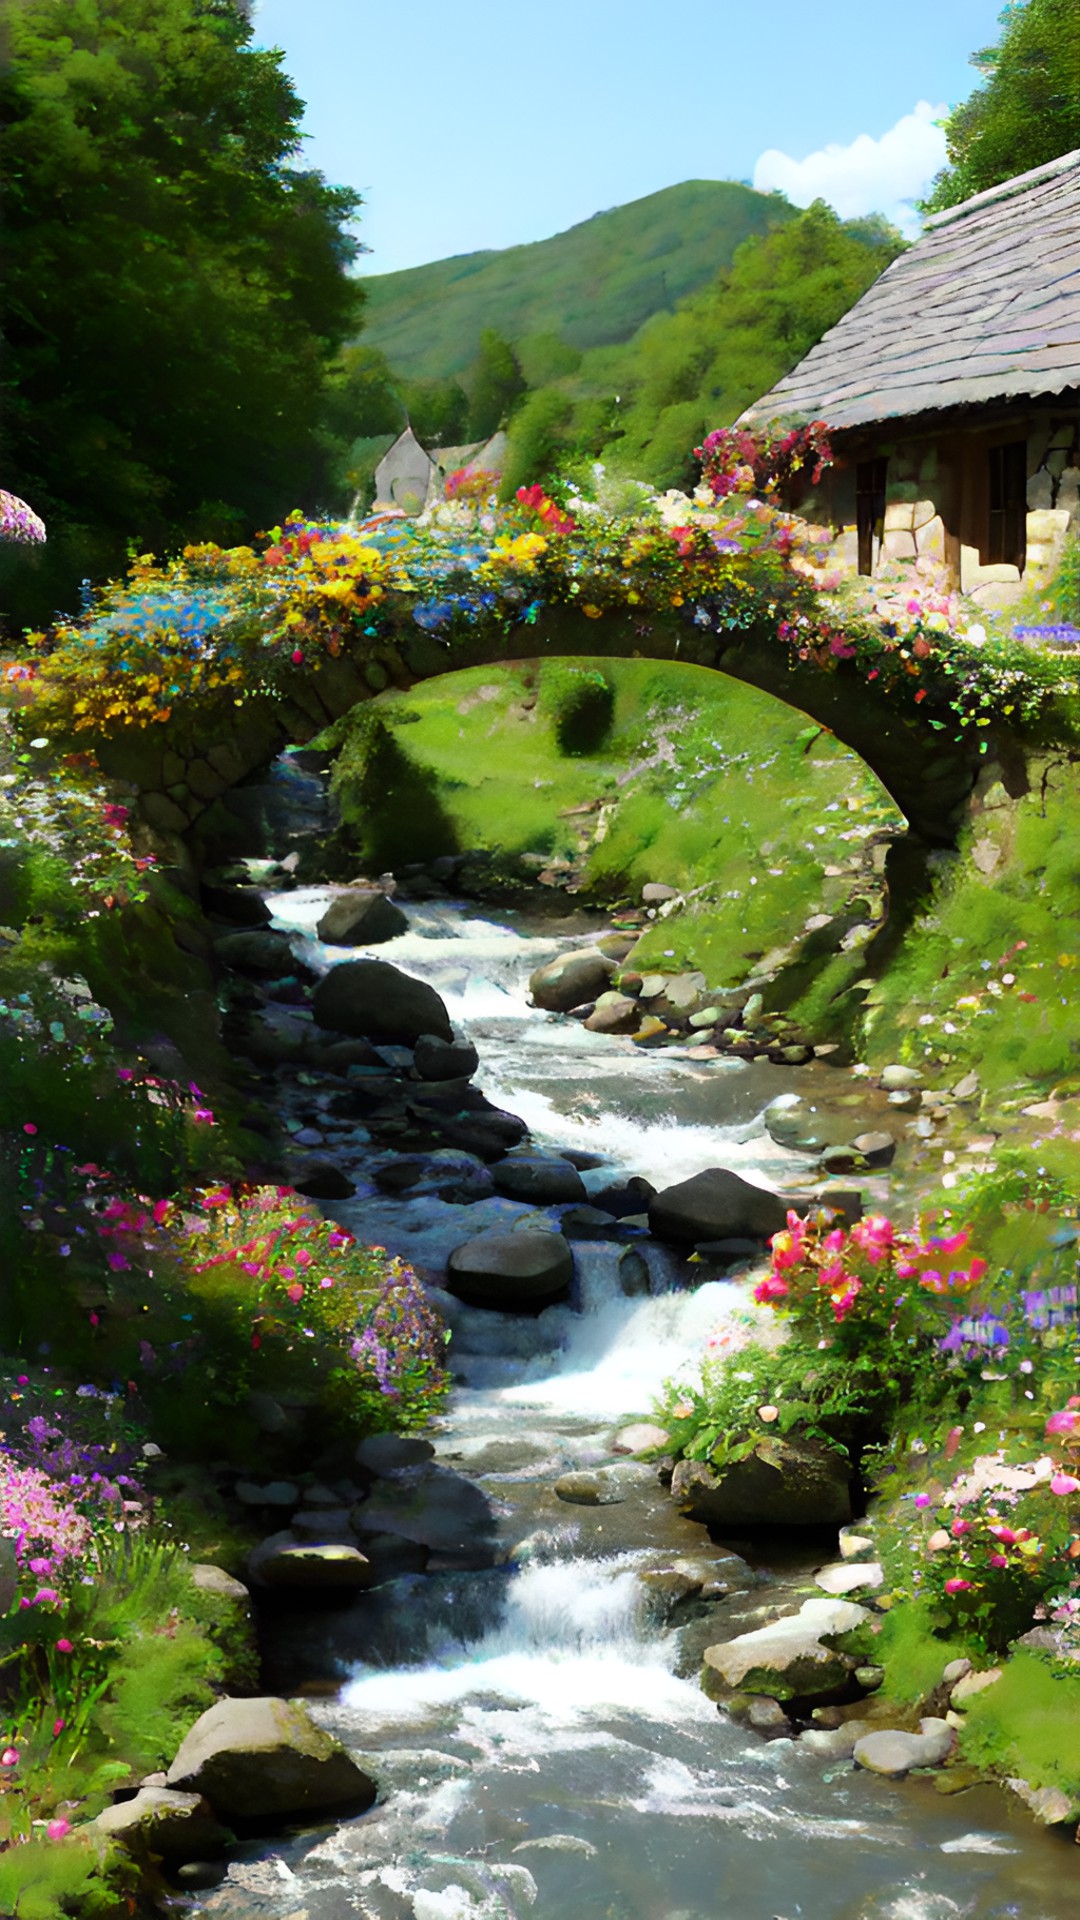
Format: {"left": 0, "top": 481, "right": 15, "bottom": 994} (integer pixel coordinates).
{"left": 96, "top": 606, "right": 1020, "bottom": 852}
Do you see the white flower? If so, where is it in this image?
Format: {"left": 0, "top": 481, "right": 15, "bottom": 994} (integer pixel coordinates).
{"left": 963, "top": 624, "right": 987, "bottom": 647}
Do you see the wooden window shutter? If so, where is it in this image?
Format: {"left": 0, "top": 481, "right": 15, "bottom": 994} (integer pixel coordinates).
{"left": 988, "top": 441, "right": 1027, "bottom": 569}
{"left": 856, "top": 458, "right": 888, "bottom": 574}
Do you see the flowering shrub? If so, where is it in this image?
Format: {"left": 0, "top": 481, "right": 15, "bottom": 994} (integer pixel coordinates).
{"left": 695, "top": 420, "right": 833, "bottom": 501}
{"left": 904, "top": 1441, "right": 1080, "bottom": 1652}
{"left": 178, "top": 1184, "right": 450, "bottom": 1429}
{"left": 753, "top": 1209, "right": 988, "bottom": 1350}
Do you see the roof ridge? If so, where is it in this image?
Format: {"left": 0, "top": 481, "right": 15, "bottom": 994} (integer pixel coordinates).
{"left": 925, "top": 149, "right": 1080, "bottom": 230}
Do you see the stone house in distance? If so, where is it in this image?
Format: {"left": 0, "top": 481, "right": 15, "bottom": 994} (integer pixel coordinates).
{"left": 741, "top": 151, "right": 1080, "bottom": 609}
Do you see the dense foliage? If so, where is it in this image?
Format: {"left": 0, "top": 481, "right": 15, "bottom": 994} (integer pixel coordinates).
{"left": 0, "top": 0, "right": 363, "bottom": 628}
{"left": 923, "top": 0, "right": 1080, "bottom": 213}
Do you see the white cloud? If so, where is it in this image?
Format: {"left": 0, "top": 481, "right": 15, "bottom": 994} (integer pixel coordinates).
{"left": 753, "top": 102, "right": 948, "bottom": 238}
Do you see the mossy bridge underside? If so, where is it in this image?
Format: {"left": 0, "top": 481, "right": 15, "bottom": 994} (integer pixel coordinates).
{"left": 98, "top": 608, "right": 1018, "bottom": 851}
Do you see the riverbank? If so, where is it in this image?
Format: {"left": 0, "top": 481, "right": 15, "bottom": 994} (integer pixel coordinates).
{"left": 0, "top": 710, "right": 1068, "bottom": 1920}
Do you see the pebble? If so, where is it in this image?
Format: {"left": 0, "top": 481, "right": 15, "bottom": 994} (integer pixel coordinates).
{"left": 880, "top": 1065, "right": 922, "bottom": 1091}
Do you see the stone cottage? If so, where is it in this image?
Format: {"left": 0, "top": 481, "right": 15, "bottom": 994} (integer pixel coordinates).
{"left": 740, "top": 150, "right": 1080, "bottom": 607}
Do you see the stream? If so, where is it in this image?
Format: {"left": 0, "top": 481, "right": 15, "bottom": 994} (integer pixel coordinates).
{"left": 192, "top": 837, "right": 1080, "bottom": 1919}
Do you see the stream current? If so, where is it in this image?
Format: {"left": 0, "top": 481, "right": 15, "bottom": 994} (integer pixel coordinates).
{"left": 194, "top": 884, "right": 1080, "bottom": 1920}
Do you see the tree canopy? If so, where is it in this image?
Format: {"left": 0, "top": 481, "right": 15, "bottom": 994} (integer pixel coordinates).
{"left": 0, "top": 0, "right": 364, "bottom": 624}
{"left": 923, "top": 0, "right": 1080, "bottom": 213}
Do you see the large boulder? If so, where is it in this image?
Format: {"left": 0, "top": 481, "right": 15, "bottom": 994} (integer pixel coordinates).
{"left": 446, "top": 1229, "right": 573, "bottom": 1309}
{"left": 211, "top": 928, "right": 297, "bottom": 978}
{"left": 648, "top": 1168, "right": 790, "bottom": 1246}
{"left": 529, "top": 947, "right": 617, "bottom": 1013}
{"left": 312, "top": 959, "right": 453, "bottom": 1044}
{"left": 316, "top": 889, "right": 409, "bottom": 946}
{"left": 671, "top": 1437, "right": 853, "bottom": 1529}
{"left": 491, "top": 1157, "right": 588, "bottom": 1205}
{"left": 246, "top": 1535, "right": 373, "bottom": 1590}
{"left": 702, "top": 1596, "right": 870, "bottom": 1701}
{"left": 165, "top": 1696, "right": 376, "bottom": 1819}
{"left": 353, "top": 1464, "right": 496, "bottom": 1557}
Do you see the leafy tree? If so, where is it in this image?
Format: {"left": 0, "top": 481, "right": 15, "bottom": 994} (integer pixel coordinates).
{"left": 399, "top": 376, "right": 469, "bottom": 448}
{"left": 466, "top": 329, "right": 526, "bottom": 441}
{"left": 594, "top": 202, "right": 903, "bottom": 487}
{"left": 923, "top": 0, "right": 1080, "bottom": 213}
{"left": 499, "top": 389, "right": 574, "bottom": 500}
{"left": 0, "top": 0, "right": 363, "bottom": 626}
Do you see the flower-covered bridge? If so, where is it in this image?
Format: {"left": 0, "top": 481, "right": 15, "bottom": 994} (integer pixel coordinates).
{"left": 17, "top": 474, "right": 1077, "bottom": 852}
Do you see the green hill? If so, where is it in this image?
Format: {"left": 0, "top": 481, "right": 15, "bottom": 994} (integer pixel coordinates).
{"left": 357, "top": 180, "right": 797, "bottom": 382}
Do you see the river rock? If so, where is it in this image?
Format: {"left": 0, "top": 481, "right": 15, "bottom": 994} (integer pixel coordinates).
{"left": 86, "top": 1787, "right": 231, "bottom": 1862}
{"left": 648, "top": 1168, "right": 791, "bottom": 1246}
{"left": 853, "top": 1717, "right": 956, "bottom": 1776}
{"left": 247, "top": 1534, "right": 373, "bottom": 1590}
{"left": 852, "top": 1131, "right": 895, "bottom": 1167}
{"left": 799, "top": 1717, "right": 874, "bottom": 1760}
{"left": 414, "top": 1033, "right": 480, "bottom": 1081}
{"left": 529, "top": 947, "right": 617, "bottom": 1013}
{"left": 316, "top": 889, "right": 409, "bottom": 946}
{"left": 287, "top": 1157, "right": 357, "bottom": 1200}
{"left": 652, "top": 972, "right": 707, "bottom": 1019}
{"left": 553, "top": 1470, "right": 625, "bottom": 1506}
{"left": 166, "top": 1696, "right": 377, "bottom": 1819}
{"left": 642, "top": 882, "right": 680, "bottom": 903}
{"left": 491, "top": 1157, "right": 588, "bottom": 1205}
{"left": 584, "top": 992, "right": 642, "bottom": 1035}
{"left": 355, "top": 1432, "right": 435, "bottom": 1475}
{"left": 671, "top": 1438, "right": 852, "bottom": 1528}
{"left": 702, "top": 1596, "right": 869, "bottom": 1701}
{"left": 879, "top": 1064, "right": 922, "bottom": 1091}
{"left": 313, "top": 959, "right": 453, "bottom": 1044}
{"left": 190, "top": 1564, "right": 250, "bottom": 1604}
{"left": 815, "top": 1561, "right": 883, "bottom": 1595}
{"left": 1006, "top": 1776, "right": 1080, "bottom": 1825}
{"left": 353, "top": 1464, "right": 496, "bottom": 1556}
{"left": 613, "top": 1422, "right": 671, "bottom": 1456}
{"left": 728, "top": 1694, "right": 791, "bottom": 1737}
{"left": 202, "top": 881, "right": 272, "bottom": 927}
{"left": 446, "top": 1230, "right": 573, "bottom": 1309}
{"left": 212, "top": 928, "right": 297, "bottom": 978}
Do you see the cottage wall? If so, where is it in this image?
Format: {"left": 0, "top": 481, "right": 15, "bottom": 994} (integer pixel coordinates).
{"left": 808, "top": 401, "right": 1079, "bottom": 608}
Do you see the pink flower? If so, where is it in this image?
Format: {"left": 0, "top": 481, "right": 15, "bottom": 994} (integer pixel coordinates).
{"left": 1050, "top": 1473, "right": 1080, "bottom": 1496}
{"left": 52, "top": 1720, "right": 65, "bottom": 1738}
{"left": 285, "top": 1283, "right": 304, "bottom": 1304}
{"left": 951, "top": 1519, "right": 971, "bottom": 1536}
{"left": 944, "top": 1578, "right": 973, "bottom": 1594}
{"left": 753, "top": 1274, "right": 789, "bottom": 1306}
{"left": 988, "top": 1553, "right": 1008, "bottom": 1569}
{"left": 116, "top": 1067, "right": 134, "bottom": 1082}
{"left": 291, "top": 648, "right": 304, "bottom": 665}
{"left": 1, "top": 1748, "right": 19, "bottom": 1767}
{"left": 46, "top": 1818, "right": 70, "bottom": 1840}
{"left": 1046, "top": 1409, "right": 1080, "bottom": 1439}
{"left": 55, "top": 1638, "right": 73, "bottom": 1654}
{"left": 914, "top": 1492, "right": 930, "bottom": 1509}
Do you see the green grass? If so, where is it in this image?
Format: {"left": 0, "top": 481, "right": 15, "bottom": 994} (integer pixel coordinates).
{"left": 329, "top": 658, "right": 903, "bottom": 991}
{"left": 358, "top": 181, "right": 795, "bottom": 380}
{"left": 959, "top": 1652, "right": 1080, "bottom": 1799}
{"left": 861, "top": 756, "right": 1080, "bottom": 1095}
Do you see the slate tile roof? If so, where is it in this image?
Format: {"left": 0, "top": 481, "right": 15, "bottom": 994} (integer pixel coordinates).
{"left": 740, "top": 151, "right": 1080, "bottom": 433}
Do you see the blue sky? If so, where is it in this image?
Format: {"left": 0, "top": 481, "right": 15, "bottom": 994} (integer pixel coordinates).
{"left": 251, "top": 0, "right": 1006, "bottom": 275}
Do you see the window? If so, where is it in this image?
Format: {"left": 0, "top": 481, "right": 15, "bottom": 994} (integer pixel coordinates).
{"left": 855, "top": 458, "right": 888, "bottom": 575}
{"left": 988, "top": 441, "right": 1027, "bottom": 569}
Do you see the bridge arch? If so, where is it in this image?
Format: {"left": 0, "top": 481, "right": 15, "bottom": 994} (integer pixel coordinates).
{"left": 96, "top": 605, "right": 1003, "bottom": 851}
